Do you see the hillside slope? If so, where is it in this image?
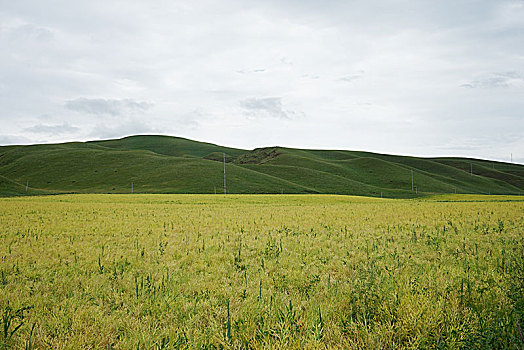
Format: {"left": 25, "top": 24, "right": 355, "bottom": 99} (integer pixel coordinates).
{"left": 0, "top": 135, "right": 522, "bottom": 197}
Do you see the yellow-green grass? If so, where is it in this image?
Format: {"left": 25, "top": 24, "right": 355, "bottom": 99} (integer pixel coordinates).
{"left": 0, "top": 194, "right": 523, "bottom": 348}
{"left": 420, "top": 194, "right": 524, "bottom": 202}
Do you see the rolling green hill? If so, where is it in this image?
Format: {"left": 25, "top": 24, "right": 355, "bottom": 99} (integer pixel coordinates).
{"left": 0, "top": 135, "right": 522, "bottom": 197}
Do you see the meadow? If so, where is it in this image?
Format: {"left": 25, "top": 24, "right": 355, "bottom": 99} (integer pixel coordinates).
{"left": 0, "top": 194, "right": 523, "bottom": 349}
{"left": 2, "top": 135, "right": 523, "bottom": 198}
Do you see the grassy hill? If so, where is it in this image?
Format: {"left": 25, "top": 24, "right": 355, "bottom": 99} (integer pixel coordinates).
{"left": 0, "top": 135, "right": 522, "bottom": 197}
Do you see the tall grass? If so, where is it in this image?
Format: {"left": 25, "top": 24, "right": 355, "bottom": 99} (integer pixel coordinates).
{"left": 0, "top": 194, "right": 522, "bottom": 348}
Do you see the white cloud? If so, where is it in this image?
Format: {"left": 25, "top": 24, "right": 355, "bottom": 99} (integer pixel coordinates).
{"left": 240, "top": 97, "right": 300, "bottom": 120}
{"left": 3, "top": 23, "right": 53, "bottom": 42}
{"left": 89, "top": 118, "right": 157, "bottom": 139}
{"left": 0, "top": 0, "right": 522, "bottom": 163}
{"left": 24, "top": 122, "right": 79, "bottom": 135}
{"left": 65, "top": 98, "right": 153, "bottom": 116}
{"left": 0, "top": 135, "right": 34, "bottom": 145}
{"left": 460, "top": 71, "right": 524, "bottom": 88}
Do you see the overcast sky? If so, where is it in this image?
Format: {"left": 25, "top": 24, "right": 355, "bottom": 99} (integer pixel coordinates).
{"left": 1, "top": 0, "right": 523, "bottom": 163}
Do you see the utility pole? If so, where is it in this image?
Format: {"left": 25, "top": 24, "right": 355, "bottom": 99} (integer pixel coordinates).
{"left": 214, "top": 186, "right": 216, "bottom": 194}
{"left": 281, "top": 188, "right": 283, "bottom": 194}
{"left": 411, "top": 169, "right": 414, "bottom": 192}
{"left": 223, "top": 153, "right": 227, "bottom": 194}
{"left": 470, "top": 163, "right": 473, "bottom": 175}
{"left": 511, "top": 153, "right": 513, "bottom": 163}
{"left": 26, "top": 180, "right": 28, "bottom": 192}
{"left": 381, "top": 192, "right": 383, "bottom": 198}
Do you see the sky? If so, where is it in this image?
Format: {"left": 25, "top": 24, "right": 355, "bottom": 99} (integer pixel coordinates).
{"left": 1, "top": 0, "right": 523, "bottom": 163}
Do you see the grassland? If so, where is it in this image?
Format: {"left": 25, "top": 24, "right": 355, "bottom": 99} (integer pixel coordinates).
{"left": 0, "top": 194, "right": 523, "bottom": 348}
{"left": 1, "top": 135, "right": 522, "bottom": 197}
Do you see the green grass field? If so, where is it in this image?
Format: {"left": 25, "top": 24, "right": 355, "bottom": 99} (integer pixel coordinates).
{"left": 1, "top": 194, "right": 523, "bottom": 348}
{"left": 1, "top": 135, "right": 522, "bottom": 197}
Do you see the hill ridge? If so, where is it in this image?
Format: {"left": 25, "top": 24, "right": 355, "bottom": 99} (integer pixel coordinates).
{"left": 0, "top": 135, "right": 522, "bottom": 197}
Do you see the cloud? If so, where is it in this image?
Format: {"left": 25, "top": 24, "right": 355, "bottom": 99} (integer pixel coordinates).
{"left": 460, "top": 71, "right": 524, "bottom": 88}
{"left": 89, "top": 118, "right": 157, "bottom": 139}
{"left": 0, "top": 135, "right": 34, "bottom": 145}
{"left": 65, "top": 98, "right": 153, "bottom": 116}
{"left": 175, "top": 110, "right": 203, "bottom": 130}
{"left": 0, "top": 1, "right": 523, "bottom": 162}
{"left": 3, "top": 23, "right": 53, "bottom": 42}
{"left": 236, "top": 69, "right": 266, "bottom": 74}
{"left": 337, "top": 72, "right": 364, "bottom": 83}
{"left": 240, "top": 97, "right": 300, "bottom": 119}
{"left": 24, "top": 122, "right": 79, "bottom": 135}
{"left": 280, "top": 57, "right": 293, "bottom": 65}
{"left": 436, "top": 135, "right": 520, "bottom": 151}
{"left": 301, "top": 74, "right": 320, "bottom": 79}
